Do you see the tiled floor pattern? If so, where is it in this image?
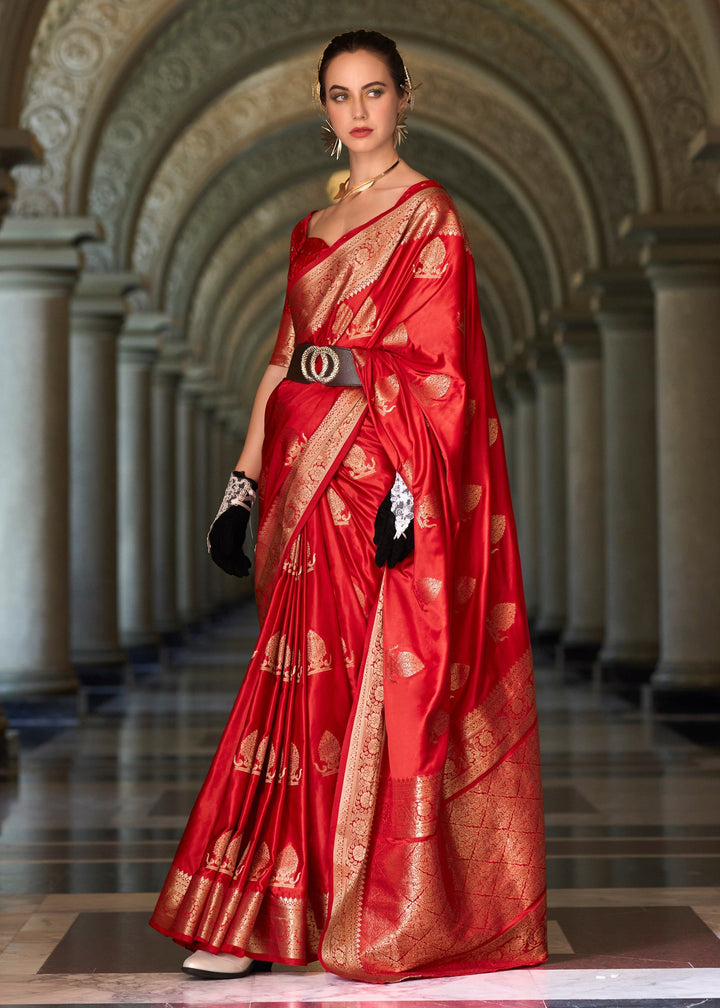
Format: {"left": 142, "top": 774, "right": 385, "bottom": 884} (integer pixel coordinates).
{"left": 1, "top": 604, "right": 719, "bottom": 1006}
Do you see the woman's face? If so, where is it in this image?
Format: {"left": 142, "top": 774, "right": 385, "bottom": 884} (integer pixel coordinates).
{"left": 323, "top": 49, "right": 405, "bottom": 154}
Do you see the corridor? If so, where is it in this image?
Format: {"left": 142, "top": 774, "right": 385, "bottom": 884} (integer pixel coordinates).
{"left": 1, "top": 603, "right": 719, "bottom": 1006}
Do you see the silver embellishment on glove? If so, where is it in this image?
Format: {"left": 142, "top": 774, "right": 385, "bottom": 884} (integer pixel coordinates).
{"left": 390, "top": 471, "right": 413, "bottom": 539}
{"left": 206, "top": 472, "right": 257, "bottom": 552}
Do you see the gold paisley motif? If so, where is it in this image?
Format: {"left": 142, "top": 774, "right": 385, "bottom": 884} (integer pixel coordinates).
{"left": 233, "top": 730, "right": 259, "bottom": 772}
{"left": 387, "top": 646, "right": 424, "bottom": 681}
{"left": 488, "top": 417, "right": 500, "bottom": 446}
{"left": 382, "top": 323, "right": 409, "bottom": 347}
{"left": 282, "top": 537, "right": 317, "bottom": 576}
{"left": 265, "top": 742, "right": 277, "bottom": 782}
{"left": 261, "top": 631, "right": 298, "bottom": 681}
{"left": 450, "top": 662, "right": 471, "bottom": 693}
{"left": 248, "top": 842, "right": 271, "bottom": 883}
{"left": 270, "top": 843, "right": 301, "bottom": 888}
{"left": 307, "top": 629, "right": 332, "bottom": 676}
{"left": 251, "top": 736, "right": 269, "bottom": 775}
{"left": 374, "top": 374, "right": 400, "bottom": 415}
{"left": 490, "top": 514, "right": 507, "bottom": 551}
{"left": 486, "top": 602, "right": 517, "bottom": 642}
{"left": 341, "top": 636, "right": 355, "bottom": 670}
{"left": 415, "top": 373, "right": 452, "bottom": 405}
{"left": 314, "top": 730, "right": 341, "bottom": 776}
{"left": 204, "top": 828, "right": 233, "bottom": 871}
{"left": 455, "top": 576, "right": 477, "bottom": 606}
{"left": 414, "top": 236, "right": 448, "bottom": 279}
{"left": 416, "top": 491, "right": 441, "bottom": 529}
{"left": 341, "top": 443, "right": 377, "bottom": 480}
{"left": 461, "top": 483, "right": 483, "bottom": 518}
{"left": 416, "top": 576, "right": 443, "bottom": 605}
{"left": 326, "top": 485, "right": 351, "bottom": 526}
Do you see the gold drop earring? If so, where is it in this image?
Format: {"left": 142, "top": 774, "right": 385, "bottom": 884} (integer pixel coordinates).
{"left": 321, "top": 119, "right": 343, "bottom": 159}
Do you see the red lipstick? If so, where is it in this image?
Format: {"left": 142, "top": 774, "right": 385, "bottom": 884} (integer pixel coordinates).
{"left": 350, "top": 127, "right": 372, "bottom": 137}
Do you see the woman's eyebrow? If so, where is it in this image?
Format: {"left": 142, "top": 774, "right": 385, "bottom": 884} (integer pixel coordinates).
{"left": 328, "top": 80, "right": 387, "bottom": 91}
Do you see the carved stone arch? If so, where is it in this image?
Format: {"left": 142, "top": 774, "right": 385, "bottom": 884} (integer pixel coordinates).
{"left": 540, "top": 0, "right": 720, "bottom": 210}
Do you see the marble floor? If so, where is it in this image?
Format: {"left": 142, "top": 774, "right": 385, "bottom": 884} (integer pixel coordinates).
{"left": 1, "top": 603, "right": 719, "bottom": 1007}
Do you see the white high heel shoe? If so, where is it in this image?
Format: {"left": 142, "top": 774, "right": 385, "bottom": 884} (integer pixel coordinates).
{"left": 182, "top": 948, "right": 272, "bottom": 979}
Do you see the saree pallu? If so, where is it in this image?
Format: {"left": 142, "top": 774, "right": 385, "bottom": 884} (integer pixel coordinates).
{"left": 150, "top": 180, "right": 547, "bottom": 981}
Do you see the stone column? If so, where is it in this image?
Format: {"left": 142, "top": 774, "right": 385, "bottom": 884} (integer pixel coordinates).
{"left": 70, "top": 274, "right": 141, "bottom": 678}
{"left": 622, "top": 215, "right": 720, "bottom": 697}
{"left": 176, "top": 378, "right": 202, "bottom": 628}
{"left": 0, "top": 218, "right": 101, "bottom": 698}
{"left": 0, "top": 128, "right": 42, "bottom": 776}
{"left": 556, "top": 315, "right": 605, "bottom": 657}
{"left": 117, "top": 314, "right": 163, "bottom": 658}
{"left": 530, "top": 343, "right": 566, "bottom": 641}
{"left": 152, "top": 339, "right": 186, "bottom": 644}
{"left": 584, "top": 271, "right": 658, "bottom": 678}
{"left": 509, "top": 357, "right": 539, "bottom": 623}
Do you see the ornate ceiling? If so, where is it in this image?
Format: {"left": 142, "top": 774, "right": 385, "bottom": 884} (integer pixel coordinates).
{"left": 5, "top": 0, "right": 720, "bottom": 395}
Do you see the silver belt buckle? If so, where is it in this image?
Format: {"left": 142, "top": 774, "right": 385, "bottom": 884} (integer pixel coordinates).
{"left": 300, "top": 345, "right": 341, "bottom": 384}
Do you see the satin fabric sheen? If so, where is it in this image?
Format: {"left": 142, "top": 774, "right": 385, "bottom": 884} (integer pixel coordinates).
{"left": 149, "top": 180, "right": 547, "bottom": 981}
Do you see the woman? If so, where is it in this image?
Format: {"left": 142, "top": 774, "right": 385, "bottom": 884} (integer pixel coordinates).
{"left": 150, "top": 29, "right": 547, "bottom": 983}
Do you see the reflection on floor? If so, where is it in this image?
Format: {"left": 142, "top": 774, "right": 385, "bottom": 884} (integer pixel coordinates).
{"left": 1, "top": 602, "right": 719, "bottom": 1007}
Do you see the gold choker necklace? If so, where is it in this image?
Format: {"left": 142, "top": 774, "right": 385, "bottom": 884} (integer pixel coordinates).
{"left": 334, "top": 159, "right": 400, "bottom": 202}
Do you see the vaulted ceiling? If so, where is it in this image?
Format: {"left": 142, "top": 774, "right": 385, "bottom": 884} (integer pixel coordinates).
{"left": 5, "top": 0, "right": 720, "bottom": 402}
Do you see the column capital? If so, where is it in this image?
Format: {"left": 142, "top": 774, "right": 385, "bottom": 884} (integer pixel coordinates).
{"left": 546, "top": 310, "right": 601, "bottom": 361}
{"left": 575, "top": 268, "right": 654, "bottom": 327}
{"left": 118, "top": 334, "right": 160, "bottom": 365}
{"left": 528, "top": 340, "right": 563, "bottom": 383}
{"left": 619, "top": 213, "right": 720, "bottom": 275}
{"left": 123, "top": 310, "right": 174, "bottom": 337}
{"left": 72, "top": 272, "right": 143, "bottom": 323}
{"left": 155, "top": 340, "right": 191, "bottom": 379}
{"left": 507, "top": 350, "right": 536, "bottom": 401}
{"left": 0, "top": 216, "right": 104, "bottom": 290}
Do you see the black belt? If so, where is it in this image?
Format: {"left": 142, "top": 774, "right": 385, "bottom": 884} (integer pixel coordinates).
{"left": 287, "top": 343, "right": 361, "bottom": 387}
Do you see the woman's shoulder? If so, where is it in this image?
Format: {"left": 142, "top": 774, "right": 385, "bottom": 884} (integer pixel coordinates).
{"left": 405, "top": 179, "right": 463, "bottom": 229}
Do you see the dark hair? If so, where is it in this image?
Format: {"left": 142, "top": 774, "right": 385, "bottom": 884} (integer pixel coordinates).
{"left": 318, "top": 29, "right": 408, "bottom": 105}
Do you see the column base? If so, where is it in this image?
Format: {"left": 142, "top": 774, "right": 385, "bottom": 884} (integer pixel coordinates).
{"left": 73, "top": 648, "right": 128, "bottom": 689}
{"left": 597, "top": 642, "right": 658, "bottom": 684}
{"left": 561, "top": 628, "right": 603, "bottom": 664}
{"left": 533, "top": 617, "right": 564, "bottom": 645}
{"left": 0, "top": 705, "right": 19, "bottom": 780}
{"left": 0, "top": 666, "right": 79, "bottom": 699}
{"left": 651, "top": 659, "right": 720, "bottom": 692}
{"left": 72, "top": 646, "right": 126, "bottom": 667}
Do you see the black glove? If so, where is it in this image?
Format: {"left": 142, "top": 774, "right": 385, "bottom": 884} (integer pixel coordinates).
{"left": 207, "top": 471, "right": 258, "bottom": 577}
{"left": 374, "top": 472, "right": 414, "bottom": 568}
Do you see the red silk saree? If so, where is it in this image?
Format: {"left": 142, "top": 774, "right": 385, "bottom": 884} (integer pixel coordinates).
{"left": 150, "top": 180, "right": 547, "bottom": 982}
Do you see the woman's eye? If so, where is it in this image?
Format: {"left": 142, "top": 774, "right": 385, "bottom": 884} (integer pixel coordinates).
{"left": 331, "top": 93, "right": 348, "bottom": 102}
{"left": 367, "top": 89, "right": 384, "bottom": 98}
